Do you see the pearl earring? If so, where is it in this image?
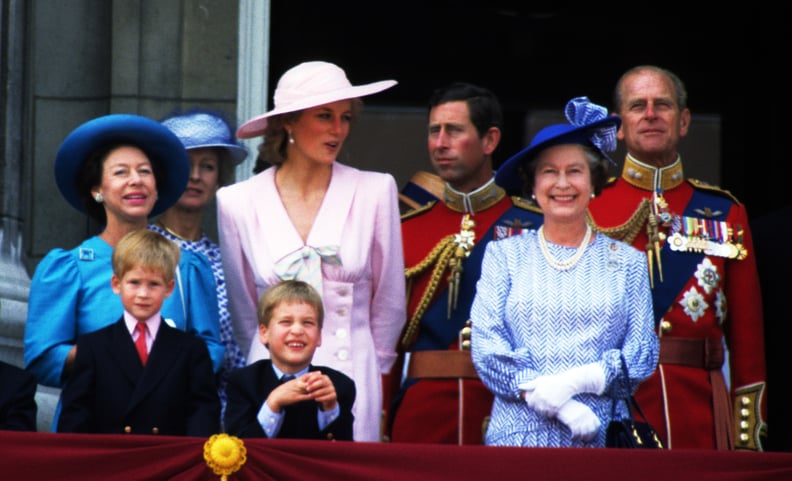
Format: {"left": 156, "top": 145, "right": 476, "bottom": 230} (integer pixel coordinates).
{"left": 94, "top": 193, "right": 103, "bottom": 203}
{"left": 531, "top": 193, "right": 536, "bottom": 200}
{"left": 288, "top": 131, "right": 295, "bottom": 144}
{"left": 590, "top": 192, "right": 596, "bottom": 199}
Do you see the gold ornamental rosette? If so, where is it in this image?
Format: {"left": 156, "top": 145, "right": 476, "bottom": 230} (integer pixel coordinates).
{"left": 204, "top": 433, "right": 246, "bottom": 480}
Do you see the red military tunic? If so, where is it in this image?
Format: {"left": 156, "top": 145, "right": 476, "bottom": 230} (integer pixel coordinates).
{"left": 588, "top": 155, "right": 767, "bottom": 450}
{"left": 386, "top": 180, "right": 542, "bottom": 444}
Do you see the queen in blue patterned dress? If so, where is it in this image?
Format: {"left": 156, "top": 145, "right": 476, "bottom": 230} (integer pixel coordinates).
{"left": 471, "top": 97, "right": 659, "bottom": 447}
{"left": 151, "top": 109, "right": 249, "bottom": 419}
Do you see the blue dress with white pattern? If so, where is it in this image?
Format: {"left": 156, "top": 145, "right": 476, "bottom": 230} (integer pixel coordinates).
{"left": 471, "top": 230, "right": 659, "bottom": 447}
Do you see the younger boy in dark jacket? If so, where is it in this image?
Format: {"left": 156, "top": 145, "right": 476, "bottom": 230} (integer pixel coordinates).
{"left": 58, "top": 229, "right": 220, "bottom": 436}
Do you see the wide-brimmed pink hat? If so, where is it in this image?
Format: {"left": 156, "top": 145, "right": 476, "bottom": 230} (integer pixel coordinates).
{"left": 236, "top": 61, "right": 397, "bottom": 139}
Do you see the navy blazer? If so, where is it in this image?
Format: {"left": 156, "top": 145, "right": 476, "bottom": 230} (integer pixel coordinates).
{"left": 225, "top": 359, "right": 355, "bottom": 440}
{"left": 0, "top": 361, "right": 37, "bottom": 431}
{"left": 57, "top": 318, "right": 220, "bottom": 436}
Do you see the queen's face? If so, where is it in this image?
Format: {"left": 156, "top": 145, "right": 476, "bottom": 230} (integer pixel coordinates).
{"left": 92, "top": 145, "right": 158, "bottom": 224}
{"left": 532, "top": 144, "right": 593, "bottom": 224}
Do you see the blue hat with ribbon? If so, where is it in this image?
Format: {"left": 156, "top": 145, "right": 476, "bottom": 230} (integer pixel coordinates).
{"left": 495, "top": 97, "right": 621, "bottom": 192}
{"left": 161, "top": 111, "right": 248, "bottom": 165}
{"left": 54, "top": 113, "right": 190, "bottom": 218}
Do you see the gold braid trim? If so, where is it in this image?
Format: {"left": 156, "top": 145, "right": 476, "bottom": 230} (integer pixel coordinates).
{"left": 588, "top": 198, "right": 652, "bottom": 245}
{"left": 401, "top": 234, "right": 457, "bottom": 349}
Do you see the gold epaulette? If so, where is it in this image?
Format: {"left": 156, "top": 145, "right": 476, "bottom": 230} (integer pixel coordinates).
{"left": 733, "top": 382, "right": 767, "bottom": 451}
{"left": 688, "top": 179, "right": 742, "bottom": 205}
{"left": 400, "top": 200, "right": 437, "bottom": 221}
{"left": 510, "top": 196, "right": 543, "bottom": 214}
{"left": 587, "top": 198, "right": 652, "bottom": 245}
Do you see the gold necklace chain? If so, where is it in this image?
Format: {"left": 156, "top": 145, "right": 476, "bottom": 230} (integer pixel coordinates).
{"left": 537, "top": 224, "right": 592, "bottom": 271}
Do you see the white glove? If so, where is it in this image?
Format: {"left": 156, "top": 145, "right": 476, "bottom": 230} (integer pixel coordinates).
{"left": 557, "top": 399, "right": 601, "bottom": 442}
{"left": 520, "top": 363, "right": 606, "bottom": 417}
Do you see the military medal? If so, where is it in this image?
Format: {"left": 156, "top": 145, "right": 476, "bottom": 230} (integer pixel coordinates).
{"left": 668, "top": 215, "right": 747, "bottom": 260}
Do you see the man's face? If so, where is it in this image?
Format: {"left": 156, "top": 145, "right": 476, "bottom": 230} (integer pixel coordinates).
{"left": 427, "top": 101, "right": 496, "bottom": 192}
{"left": 617, "top": 70, "right": 690, "bottom": 166}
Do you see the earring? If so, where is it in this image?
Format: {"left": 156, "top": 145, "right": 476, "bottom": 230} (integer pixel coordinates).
{"left": 590, "top": 192, "right": 596, "bottom": 199}
{"left": 288, "top": 131, "right": 295, "bottom": 144}
{"left": 94, "top": 193, "right": 103, "bottom": 203}
{"left": 531, "top": 193, "right": 536, "bottom": 200}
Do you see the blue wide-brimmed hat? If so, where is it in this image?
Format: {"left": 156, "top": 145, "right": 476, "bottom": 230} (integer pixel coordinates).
{"left": 54, "top": 113, "right": 190, "bottom": 218}
{"left": 161, "top": 111, "right": 248, "bottom": 165}
{"left": 495, "top": 97, "right": 621, "bottom": 193}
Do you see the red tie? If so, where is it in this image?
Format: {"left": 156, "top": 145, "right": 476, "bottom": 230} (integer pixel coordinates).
{"left": 135, "top": 322, "right": 148, "bottom": 366}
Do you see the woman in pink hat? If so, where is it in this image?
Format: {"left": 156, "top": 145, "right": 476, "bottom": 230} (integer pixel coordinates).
{"left": 216, "top": 61, "right": 406, "bottom": 442}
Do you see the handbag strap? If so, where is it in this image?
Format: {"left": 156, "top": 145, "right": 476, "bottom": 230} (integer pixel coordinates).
{"left": 612, "top": 354, "right": 651, "bottom": 422}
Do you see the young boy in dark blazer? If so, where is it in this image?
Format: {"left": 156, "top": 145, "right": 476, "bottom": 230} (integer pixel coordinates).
{"left": 224, "top": 280, "right": 355, "bottom": 440}
{"left": 57, "top": 229, "right": 220, "bottom": 436}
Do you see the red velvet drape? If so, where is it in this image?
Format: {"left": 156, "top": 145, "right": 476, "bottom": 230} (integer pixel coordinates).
{"left": 2, "top": 431, "right": 791, "bottom": 481}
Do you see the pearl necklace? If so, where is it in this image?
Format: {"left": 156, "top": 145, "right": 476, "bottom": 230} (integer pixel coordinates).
{"left": 537, "top": 224, "right": 592, "bottom": 271}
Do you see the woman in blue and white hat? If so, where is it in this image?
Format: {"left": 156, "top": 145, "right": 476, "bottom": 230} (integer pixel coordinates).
{"left": 151, "top": 108, "right": 249, "bottom": 423}
{"left": 470, "top": 97, "right": 659, "bottom": 447}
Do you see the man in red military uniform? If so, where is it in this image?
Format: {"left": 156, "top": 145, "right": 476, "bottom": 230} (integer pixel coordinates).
{"left": 386, "top": 82, "right": 542, "bottom": 444}
{"left": 588, "top": 65, "right": 767, "bottom": 450}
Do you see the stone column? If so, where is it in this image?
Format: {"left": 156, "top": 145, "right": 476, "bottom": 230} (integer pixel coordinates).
{"left": 0, "top": 0, "right": 30, "bottom": 367}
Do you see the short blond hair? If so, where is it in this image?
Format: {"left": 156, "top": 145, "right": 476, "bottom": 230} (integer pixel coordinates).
{"left": 257, "top": 280, "right": 324, "bottom": 329}
{"left": 112, "top": 229, "right": 180, "bottom": 283}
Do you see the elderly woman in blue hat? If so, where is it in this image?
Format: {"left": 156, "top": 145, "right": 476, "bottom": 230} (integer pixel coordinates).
{"left": 217, "top": 61, "right": 406, "bottom": 442}
{"left": 24, "top": 114, "right": 225, "bottom": 430}
{"left": 470, "top": 97, "right": 659, "bottom": 447}
{"left": 150, "top": 109, "right": 248, "bottom": 418}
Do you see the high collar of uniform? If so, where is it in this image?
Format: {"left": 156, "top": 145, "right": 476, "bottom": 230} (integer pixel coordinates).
{"left": 443, "top": 177, "right": 506, "bottom": 213}
{"left": 621, "top": 154, "right": 685, "bottom": 191}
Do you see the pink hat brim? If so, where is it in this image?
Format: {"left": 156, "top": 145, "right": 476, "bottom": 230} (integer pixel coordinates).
{"left": 237, "top": 79, "right": 397, "bottom": 139}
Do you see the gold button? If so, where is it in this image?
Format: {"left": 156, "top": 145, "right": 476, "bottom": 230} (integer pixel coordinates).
{"left": 740, "top": 408, "right": 750, "bottom": 418}
{"left": 461, "top": 340, "right": 471, "bottom": 350}
{"left": 739, "top": 433, "right": 750, "bottom": 443}
{"left": 740, "top": 396, "right": 751, "bottom": 406}
{"left": 152, "top": 427, "right": 159, "bottom": 434}
{"left": 124, "top": 426, "right": 132, "bottom": 433}
{"left": 660, "top": 320, "right": 672, "bottom": 333}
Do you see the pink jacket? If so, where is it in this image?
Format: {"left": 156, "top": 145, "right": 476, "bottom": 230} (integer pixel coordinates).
{"left": 216, "top": 162, "right": 406, "bottom": 442}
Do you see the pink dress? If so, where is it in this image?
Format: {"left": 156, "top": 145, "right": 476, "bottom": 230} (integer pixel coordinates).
{"left": 216, "top": 162, "right": 406, "bottom": 442}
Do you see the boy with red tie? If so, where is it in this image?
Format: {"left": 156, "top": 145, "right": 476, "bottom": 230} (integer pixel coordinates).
{"left": 57, "top": 229, "right": 220, "bottom": 436}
